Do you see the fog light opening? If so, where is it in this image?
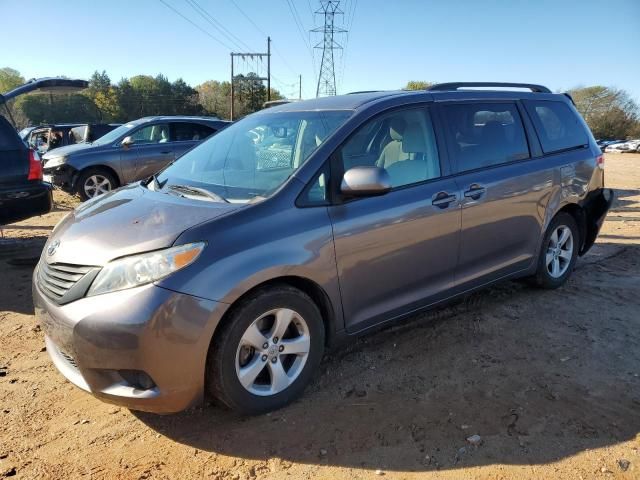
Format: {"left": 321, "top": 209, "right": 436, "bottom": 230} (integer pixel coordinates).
{"left": 119, "top": 370, "right": 156, "bottom": 391}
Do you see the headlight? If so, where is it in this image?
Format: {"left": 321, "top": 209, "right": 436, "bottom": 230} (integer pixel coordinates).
{"left": 43, "top": 156, "right": 67, "bottom": 169}
{"left": 87, "top": 242, "right": 205, "bottom": 297}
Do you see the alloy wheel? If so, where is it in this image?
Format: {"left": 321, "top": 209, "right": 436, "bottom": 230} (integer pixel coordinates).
{"left": 545, "top": 225, "right": 573, "bottom": 278}
{"left": 235, "top": 308, "right": 311, "bottom": 396}
{"left": 84, "top": 175, "right": 112, "bottom": 198}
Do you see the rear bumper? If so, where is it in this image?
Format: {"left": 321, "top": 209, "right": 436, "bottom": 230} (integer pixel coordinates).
{"left": 33, "top": 272, "right": 228, "bottom": 413}
{"left": 580, "top": 188, "right": 614, "bottom": 255}
{"left": 0, "top": 181, "right": 52, "bottom": 224}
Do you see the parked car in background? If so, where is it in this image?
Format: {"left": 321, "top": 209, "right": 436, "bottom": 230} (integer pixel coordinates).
{"left": 42, "top": 116, "right": 230, "bottom": 200}
{"left": 605, "top": 140, "right": 640, "bottom": 153}
{"left": 26, "top": 123, "right": 121, "bottom": 155}
{"left": 34, "top": 83, "right": 612, "bottom": 414}
{"left": 1, "top": 78, "right": 88, "bottom": 225}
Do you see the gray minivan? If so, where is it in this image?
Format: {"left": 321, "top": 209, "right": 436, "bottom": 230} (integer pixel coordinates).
{"left": 42, "top": 116, "right": 230, "bottom": 200}
{"left": 33, "top": 83, "right": 612, "bottom": 414}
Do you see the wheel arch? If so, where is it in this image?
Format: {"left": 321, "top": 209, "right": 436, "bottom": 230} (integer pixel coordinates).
{"left": 72, "top": 164, "right": 122, "bottom": 190}
{"left": 213, "top": 275, "right": 338, "bottom": 349}
{"left": 556, "top": 203, "right": 587, "bottom": 254}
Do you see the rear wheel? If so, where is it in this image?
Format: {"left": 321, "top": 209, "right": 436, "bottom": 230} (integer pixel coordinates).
{"left": 531, "top": 212, "right": 579, "bottom": 289}
{"left": 207, "top": 286, "right": 325, "bottom": 415}
{"left": 76, "top": 168, "right": 118, "bottom": 201}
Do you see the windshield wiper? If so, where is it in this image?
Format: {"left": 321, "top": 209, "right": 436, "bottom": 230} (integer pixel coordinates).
{"left": 144, "top": 173, "right": 161, "bottom": 191}
{"left": 168, "top": 184, "right": 228, "bottom": 203}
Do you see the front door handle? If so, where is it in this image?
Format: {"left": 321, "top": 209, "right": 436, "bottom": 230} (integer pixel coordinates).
{"left": 431, "top": 191, "right": 457, "bottom": 209}
{"left": 160, "top": 150, "right": 172, "bottom": 155}
{"left": 463, "top": 184, "right": 486, "bottom": 200}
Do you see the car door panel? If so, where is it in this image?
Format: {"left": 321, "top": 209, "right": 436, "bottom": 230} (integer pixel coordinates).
{"left": 330, "top": 181, "right": 460, "bottom": 332}
{"left": 132, "top": 144, "right": 175, "bottom": 181}
{"left": 453, "top": 161, "right": 552, "bottom": 288}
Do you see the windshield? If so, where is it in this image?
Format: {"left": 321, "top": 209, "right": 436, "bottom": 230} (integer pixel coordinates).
{"left": 155, "top": 109, "right": 352, "bottom": 202}
{"left": 92, "top": 122, "right": 139, "bottom": 145}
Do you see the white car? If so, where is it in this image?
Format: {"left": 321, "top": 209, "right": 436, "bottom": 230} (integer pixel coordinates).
{"left": 605, "top": 140, "right": 640, "bottom": 153}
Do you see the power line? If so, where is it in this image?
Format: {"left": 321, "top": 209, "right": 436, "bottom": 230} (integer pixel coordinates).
{"left": 184, "top": 0, "right": 254, "bottom": 52}
{"left": 158, "top": 0, "right": 234, "bottom": 50}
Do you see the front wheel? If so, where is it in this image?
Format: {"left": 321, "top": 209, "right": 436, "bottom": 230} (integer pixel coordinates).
{"left": 207, "top": 286, "right": 325, "bottom": 415}
{"left": 532, "top": 212, "right": 579, "bottom": 289}
{"left": 76, "top": 168, "right": 118, "bottom": 201}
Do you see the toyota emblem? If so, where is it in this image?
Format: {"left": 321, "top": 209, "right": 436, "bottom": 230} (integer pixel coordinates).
{"left": 47, "top": 240, "right": 60, "bottom": 256}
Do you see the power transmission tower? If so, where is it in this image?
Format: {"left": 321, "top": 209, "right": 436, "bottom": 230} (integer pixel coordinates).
{"left": 230, "top": 37, "right": 271, "bottom": 120}
{"left": 312, "top": 1, "right": 345, "bottom": 97}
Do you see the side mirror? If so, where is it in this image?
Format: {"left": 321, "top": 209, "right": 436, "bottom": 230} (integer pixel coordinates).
{"left": 121, "top": 136, "right": 134, "bottom": 148}
{"left": 340, "top": 166, "right": 392, "bottom": 197}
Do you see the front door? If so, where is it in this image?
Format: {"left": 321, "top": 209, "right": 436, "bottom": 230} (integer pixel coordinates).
{"left": 329, "top": 106, "right": 460, "bottom": 332}
{"left": 123, "top": 123, "right": 174, "bottom": 182}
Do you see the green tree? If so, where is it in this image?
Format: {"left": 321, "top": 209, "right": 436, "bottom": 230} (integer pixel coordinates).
{"left": 403, "top": 80, "right": 433, "bottom": 91}
{"left": 0, "top": 67, "right": 24, "bottom": 93}
{"left": 568, "top": 86, "right": 639, "bottom": 139}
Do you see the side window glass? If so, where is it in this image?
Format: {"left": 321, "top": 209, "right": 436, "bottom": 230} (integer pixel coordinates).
{"left": 171, "top": 122, "right": 215, "bottom": 142}
{"left": 524, "top": 100, "right": 589, "bottom": 154}
{"left": 443, "top": 102, "right": 530, "bottom": 173}
{"left": 131, "top": 123, "right": 170, "bottom": 145}
{"left": 299, "top": 165, "right": 329, "bottom": 206}
{"left": 340, "top": 108, "right": 441, "bottom": 188}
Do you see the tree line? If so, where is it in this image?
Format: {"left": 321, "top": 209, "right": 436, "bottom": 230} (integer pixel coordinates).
{"left": 0, "top": 67, "right": 282, "bottom": 128}
{"left": 1, "top": 67, "right": 638, "bottom": 140}
{"left": 403, "top": 81, "right": 640, "bottom": 140}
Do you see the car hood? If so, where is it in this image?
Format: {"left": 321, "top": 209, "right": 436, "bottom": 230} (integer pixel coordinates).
{"left": 43, "top": 142, "right": 100, "bottom": 160}
{"left": 44, "top": 184, "right": 243, "bottom": 266}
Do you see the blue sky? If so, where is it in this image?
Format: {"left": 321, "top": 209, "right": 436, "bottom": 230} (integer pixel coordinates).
{"left": 3, "top": 0, "right": 639, "bottom": 101}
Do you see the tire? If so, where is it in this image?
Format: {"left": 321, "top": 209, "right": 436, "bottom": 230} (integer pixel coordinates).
{"left": 207, "top": 285, "right": 325, "bottom": 415}
{"left": 76, "top": 168, "right": 118, "bottom": 201}
{"left": 531, "top": 212, "right": 579, "bottom": 289}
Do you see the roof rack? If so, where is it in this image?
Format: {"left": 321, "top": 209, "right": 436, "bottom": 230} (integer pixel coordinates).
{"left": 428, "top": 82, "right": 551, "bottom": 94}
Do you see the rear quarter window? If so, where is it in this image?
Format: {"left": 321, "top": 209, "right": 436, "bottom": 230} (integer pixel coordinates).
{"left": 524, "top": 100, "right": 589, "bottom": 154}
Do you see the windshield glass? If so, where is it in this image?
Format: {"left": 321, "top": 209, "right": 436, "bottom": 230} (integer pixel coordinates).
{"left": 155, "top": 109, "right": 352, "bottom": 202}
{"left": 92, "top": 122, "right": 139, "bottom": 145}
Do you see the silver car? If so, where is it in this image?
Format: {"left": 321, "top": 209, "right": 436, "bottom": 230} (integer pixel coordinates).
{"left": 33, "top": 83, "right": 612, "bottom": 414}
{"left": 42, "top": 116, "right": 230, "bottom": 200}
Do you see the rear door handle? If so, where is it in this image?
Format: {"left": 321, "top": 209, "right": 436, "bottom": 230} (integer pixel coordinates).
{"left": 463, "top": 184, "right": 486, "bottom": 200}
{"left": 431, "top": 191, "right": 457, "bottom": 209}
{"left": 160, "top": 150, "right": 172, "bottom": 155}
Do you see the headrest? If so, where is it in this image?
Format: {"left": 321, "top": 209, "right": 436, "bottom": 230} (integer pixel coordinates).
{"left": 481, "top": 120, "right": 506, "bottom": 143}
{"left": 389, "top": 117, "right": 406, "bottom": 141}
{"left": 402, "top": 123, "right": 426, "bottom": 153}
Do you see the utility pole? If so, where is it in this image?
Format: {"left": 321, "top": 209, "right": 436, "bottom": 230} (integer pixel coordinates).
{"left": 312, "top": 1, "right": 345, "bottom": 97}
{"left": 229, "top": 37, "right": 272, "bottom": 120}
{"left": 299, "top": 74, "right": 302, "bottom": 100}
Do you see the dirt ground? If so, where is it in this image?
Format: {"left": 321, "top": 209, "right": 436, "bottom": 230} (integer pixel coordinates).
{"left": 1, "top": 153, "right": 639, "bottom": 480}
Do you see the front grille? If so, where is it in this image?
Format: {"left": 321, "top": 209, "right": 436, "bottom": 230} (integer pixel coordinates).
{"left": 37, "top": 262, "right": 93, "bottom": 302}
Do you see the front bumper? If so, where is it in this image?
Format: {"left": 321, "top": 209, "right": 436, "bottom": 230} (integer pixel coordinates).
{"left": 43, "top": 164, "right": 76, "bottom": 191}
{"left": 33, "top": 273, "right": 227, "bottom": 413}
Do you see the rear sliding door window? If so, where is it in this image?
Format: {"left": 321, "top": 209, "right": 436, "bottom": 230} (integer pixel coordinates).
{"left": 442, "top": 102, "right": 530, "bottom": 173}
{"left": 524, "top": 100, "right": 588, "bottom": 154}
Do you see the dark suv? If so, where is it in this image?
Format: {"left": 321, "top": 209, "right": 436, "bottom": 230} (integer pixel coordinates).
{"left": 1, "top": 78, "right": 88, "bottom": 225}
{"left": 42, "top": 116, "right": 230, "bottom": 200}
{"left": 34, "top": 83, "right": 612, "bottom": 414}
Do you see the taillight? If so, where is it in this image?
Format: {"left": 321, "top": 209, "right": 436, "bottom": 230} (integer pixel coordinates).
{"left": 596, "top": 154, "right": 604, "bottom": 170}
{"left": 27, "top": 149, "right": 43, "bottom": 180}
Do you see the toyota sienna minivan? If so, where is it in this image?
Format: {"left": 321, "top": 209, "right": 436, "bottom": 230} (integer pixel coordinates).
{"left": 33, "top": 83, "right": 613, "bottom": 414}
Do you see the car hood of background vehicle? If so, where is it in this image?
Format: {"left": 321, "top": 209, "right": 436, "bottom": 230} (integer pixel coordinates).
{"left": 44, "top": 184, "right": 243, "bottom": 266}
{"left": 43, "top": 142, "right": 102, "bottom": 161}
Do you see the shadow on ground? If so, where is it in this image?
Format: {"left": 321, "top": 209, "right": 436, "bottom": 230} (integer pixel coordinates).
{"left": 135, "top": 243, "right": 640, "bottom": 472}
